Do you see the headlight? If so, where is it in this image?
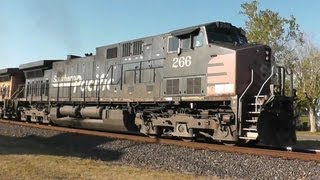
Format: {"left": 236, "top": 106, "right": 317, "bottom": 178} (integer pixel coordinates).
{"left": 265, "top": 50, "right": 270, "bottom": 61}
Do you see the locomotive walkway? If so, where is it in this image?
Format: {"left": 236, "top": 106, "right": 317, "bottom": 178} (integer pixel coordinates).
{"left": 0, "top": 119, "right": 319, "bottom": 162}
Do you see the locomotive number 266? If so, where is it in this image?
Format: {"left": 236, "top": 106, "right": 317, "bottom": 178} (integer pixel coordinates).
{"left": 172, "top": 56, "right": 192, "bottom": 68}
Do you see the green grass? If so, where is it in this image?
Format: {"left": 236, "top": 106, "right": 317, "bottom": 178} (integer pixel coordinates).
{"left": 299, "top": 116, "right": 309, "bottom": 124}
{"left": 295, "top": 130, "right": 320, "bottom": 149}
{"left": 296, "top": 131, "right": 320, "bottom": 136}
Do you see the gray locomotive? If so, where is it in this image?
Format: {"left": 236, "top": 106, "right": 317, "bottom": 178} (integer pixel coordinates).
{"left": 0, "top": 21, "right": 296, "bottom": 145}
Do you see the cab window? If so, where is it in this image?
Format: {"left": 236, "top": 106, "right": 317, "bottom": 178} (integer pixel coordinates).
{"left": 181, "top": 36, "right": 191, "bottom": 50}
{"left": 193, "top": 31, "right": 204, "bottom": 47}
{"left": 167, "top": 36, "right": 179, "bottom": 53}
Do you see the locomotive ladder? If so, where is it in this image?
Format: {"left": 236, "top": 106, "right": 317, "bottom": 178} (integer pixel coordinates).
{"left": 239, "top": 95, "right": 265, "bottom": 140}
{"left": 239, "top": 66, "right": 275, "bottom": 140}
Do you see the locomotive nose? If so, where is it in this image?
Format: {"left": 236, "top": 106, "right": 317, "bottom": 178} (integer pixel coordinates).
{"left": 235, "top": 45, "right": 272, "bottom": 96}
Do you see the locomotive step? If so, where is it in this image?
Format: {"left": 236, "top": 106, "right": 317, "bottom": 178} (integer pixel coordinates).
{"left": 247, "top": 111, "right": 261, "bottom": 114}
{"left": 248, "top": 103, "right": 264, "bottom": 106}
{"left": 239, "top": 136, "right": 257, "bottom": 140}
{"left": 254, "top": 95, "right": 266, "bottom": 98}
{"left": 242, "top": 127, "right": 257, "bottom": 131}
{"left": 240, "top": 132, "right": 258, "bottom": 139}
{"left": 245, "top": 119, "right": 258, "bottom": 123}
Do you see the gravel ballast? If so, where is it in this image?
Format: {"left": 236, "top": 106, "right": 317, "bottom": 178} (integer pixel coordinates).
{"left": 0, "top": 123, "right": 319, "bottom": 179}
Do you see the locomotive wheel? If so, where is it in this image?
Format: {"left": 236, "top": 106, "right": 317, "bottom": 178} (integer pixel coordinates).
{"left": 222, "top": 141, "right": 236, "bottom": 146}
{"left": 182, "top": 137, "right": 194, "bottom": 142}
{"left": 147, "top": 125, "right": 162, "bottom": 138}
{"left": 148, "top": 135, "right": 158, "bottom": 139}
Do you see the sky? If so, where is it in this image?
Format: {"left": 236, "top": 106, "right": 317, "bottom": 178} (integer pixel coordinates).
{"left": 0, "top": 0, "right": 319, "bottom": 69}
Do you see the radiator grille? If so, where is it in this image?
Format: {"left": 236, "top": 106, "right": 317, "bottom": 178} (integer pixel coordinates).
{"left": 133, "top": 41, "right": 143, "bottom": 56}
{"left": 122, "top": 43, "right": 131, "bottom": 57}
{"left": 166, "top": 79, "right": 179, "bottom": 95}
{"left": 187, "top": 77, "right": 201, "bottom": 94}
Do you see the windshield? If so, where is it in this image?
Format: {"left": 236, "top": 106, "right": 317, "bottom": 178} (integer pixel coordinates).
{"left": 206, "top": 24, "right": 247, "bottom": 45}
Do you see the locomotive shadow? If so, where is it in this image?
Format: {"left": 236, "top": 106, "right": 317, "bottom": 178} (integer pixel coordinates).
{"left": 0, "top": 133, "right": 135, "bottom": 162}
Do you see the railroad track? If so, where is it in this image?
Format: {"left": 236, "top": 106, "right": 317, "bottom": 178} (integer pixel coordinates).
{"left": 0, "top": 119, "right": 319, "bottom": 162}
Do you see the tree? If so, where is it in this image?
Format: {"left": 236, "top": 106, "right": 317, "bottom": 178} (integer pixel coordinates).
{"left": 288, "top": 37, "right": 320, "bottom": 132}
{"left": 240, "top": 0, "right": 302, "bottom": 64}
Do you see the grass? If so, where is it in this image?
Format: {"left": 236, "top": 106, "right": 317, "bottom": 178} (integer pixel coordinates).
{"left": 295, "top": 129, "right": 320, "bottom": 149}
{"left": 299, "top": 116, "right": 309, "bottom": 124}
{"left": 296, "top": 131, "right": 320, "bottom": 136}
{"left": 0, "top": 155, "right": 211, "bottom": 180}
{"left": 295, "top": 141, "right": 320, "bottom": 149}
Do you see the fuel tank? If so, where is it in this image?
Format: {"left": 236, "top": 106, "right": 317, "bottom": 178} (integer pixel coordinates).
{"left": 50, "top": 107, "right": 138, "bottom": 132}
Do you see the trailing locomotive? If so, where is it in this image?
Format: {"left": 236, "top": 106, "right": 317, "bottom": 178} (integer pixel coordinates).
{"left": 0, "top": 21, "right": 296, "bottom": 145}
{"left": 0, "top": 68, "right": 24, "bottom": 119}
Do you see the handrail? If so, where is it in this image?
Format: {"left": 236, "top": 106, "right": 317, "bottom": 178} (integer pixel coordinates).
{"left": 255, "top": 66, "right": 275, "bottom": 112}
{"left": 10, "top": 87, "right": 20, "bottom": 99}
{"left": 238, "top": 69, "right": 254, "bottom": 136}
{"left": 10, "top": 85, "right": 25, "bottom": 99}
{"left": 239, "top": 69, "right": 254, "bottom": 104}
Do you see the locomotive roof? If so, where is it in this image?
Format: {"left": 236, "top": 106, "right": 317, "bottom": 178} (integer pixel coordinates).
{"left": 0, "top": 68, "right": 20, "bottom": 75}
{"left": 170, "top": 21, "right": 236, "bottom": 37}
{"left": 96, "top": 21, "right": 240, "bottom": 49}
{"left": 19, "top": 60, "right": 62, "bottom": 70}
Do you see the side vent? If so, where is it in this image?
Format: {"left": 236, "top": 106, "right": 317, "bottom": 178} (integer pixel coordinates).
{"left": 166, "top": 79, "right": 179, "bottom": 95}
{"left": 122, "top": 43, "right": 131, "bottom": 57}
{"left": 133, "top": 41, "right": 143, "bottom": 56}
{"left": 25, "top": 70, "right": 43, "bottom": 78}
{"left": 187, "top": 77, "right": 201, "bottom": 94}
{"left": 107, "top": 47, "right": 118, "bottom": 59}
